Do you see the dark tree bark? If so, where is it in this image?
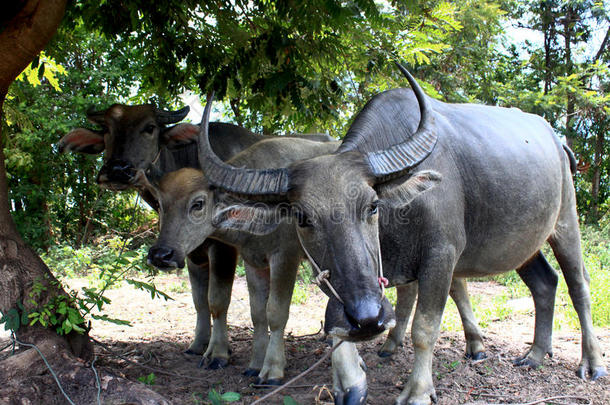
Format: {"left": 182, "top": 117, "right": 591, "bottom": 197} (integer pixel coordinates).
{"left": 562, "top": 5, "right": 576, "bottom": 149}
{"left": 589, "top": 115, "right": 605, "bottom": 223}
{"left": 0, "top": 2, "right": 169, "bottom": 403}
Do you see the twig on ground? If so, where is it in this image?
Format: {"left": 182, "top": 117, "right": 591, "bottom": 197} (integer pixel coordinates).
{"left": 288, "top": 321, "right": 324, "bottom": 339}
{"left": 515, "top": 396, "right": 590, "bottom": 405}
{"left": 439, "top": 387, "right": 590, "bottom": 405}
{"left": 250, "top": 340, "right": 344, "bottom": 405}
{"left": 91, "top": 337, "right": 210, "bottom": 382}
{"left": 251, "top": 384, "right": 322, "bottom": 389}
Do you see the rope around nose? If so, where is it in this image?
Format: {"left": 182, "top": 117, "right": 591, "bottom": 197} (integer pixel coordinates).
{"left": 296, "top": 231, "right": 387, "bottom": 304}
{"left": 297, "top": 230, "right": 345, "bottom": 304}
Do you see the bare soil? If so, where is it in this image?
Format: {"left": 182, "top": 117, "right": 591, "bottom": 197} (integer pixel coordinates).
{"left": 1, "top": 275, "right": 608, "bottom": 405}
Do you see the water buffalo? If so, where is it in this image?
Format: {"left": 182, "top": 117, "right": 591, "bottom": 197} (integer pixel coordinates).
{"left": 141, "top": 97, "right": 504, "bottom": 383}
{"left": 194, "top": 66, "right": 607, "bottom": 404}
{"left": 59, "top": 103, "right": 331, "bottom": 359}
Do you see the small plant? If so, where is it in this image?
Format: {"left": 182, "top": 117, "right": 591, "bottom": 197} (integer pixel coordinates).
{"left": 137, "top": 372, "right": 156, "bottom": 385}
{"left": 38, "top": 236, "right": 173, "bottom": 333}
{"left": 291, "top": 281, "right": 309, "bottom": 305}
{"left": 235, "top": 261, "right": 246, "bottom": 277}
{"left": 207, "top": 389, "right": 240, "bottom": 404}
{"left": 168, "top": 280, "right": 189, "bottom": 293}
{"left": 283, "top": 396, "right": 301, "bottom": 405}
{"left": 443, "top": 360, "right": 460, "bottom": 371}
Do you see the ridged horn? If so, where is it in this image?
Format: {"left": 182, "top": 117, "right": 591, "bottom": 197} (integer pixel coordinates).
{"left": 197, "top": 93, "right": 290, "bottom": 198}
{"left": 86, "top": 106, "right": 106, "bottom": 125}
{"left": 364, "top": 63, "right": 437, "bottom": 181}
{"left": 155, "top": 106, "right": 190, "bottom": 124}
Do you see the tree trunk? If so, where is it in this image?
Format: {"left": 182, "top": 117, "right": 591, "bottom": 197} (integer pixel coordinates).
{"left": 589, "top": 117, "right": 605, "bottom": 223}
{"left": 0, "top": 2, "right": 169, "bottom": 403}
{"left": 563, "top": 5, "right": 575, "bottom": 149}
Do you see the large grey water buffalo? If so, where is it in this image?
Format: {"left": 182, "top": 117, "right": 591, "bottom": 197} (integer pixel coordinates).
{"left": 141, "top": 99, "right": 503, "bottom": 383}
{"left": 60, "top": 103, "right": 331, "bottom": 359}
{"left": 195, "top": 66, "right": 607, "bottom": 404}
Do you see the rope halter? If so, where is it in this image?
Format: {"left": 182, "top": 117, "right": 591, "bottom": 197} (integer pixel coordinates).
{"left": 296, "top": 230, "right": 387, "bottom": 305}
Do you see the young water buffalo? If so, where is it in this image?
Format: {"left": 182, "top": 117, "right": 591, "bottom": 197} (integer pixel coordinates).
{"left": 142, "top": 137, "right": 352, "bottom": 382}
{"left": 60, "top": 103, "right": 331, "bottom": 357}
{"left": 195, "top": 66, "right": 607, "bottom": 404}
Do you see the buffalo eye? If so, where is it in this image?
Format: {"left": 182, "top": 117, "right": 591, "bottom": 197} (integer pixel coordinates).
{"left": 143, "top": 124, "right": 156, "bottom": 134}
{"left": 295, "top": 210, "right": 313, "bottom": 228}
{"left": 190, "top": 199, "right": 204, "bottom": 212}
{"left": 367, "top": 201, "right": 379, "bottom": 217}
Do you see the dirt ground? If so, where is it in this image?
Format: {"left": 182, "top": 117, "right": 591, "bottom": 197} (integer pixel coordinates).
{"left": 2, "top": 274, "right": 609, "bottom": 404}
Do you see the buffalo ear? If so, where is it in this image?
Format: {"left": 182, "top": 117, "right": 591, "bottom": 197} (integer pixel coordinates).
{"left": 212, "top": 204, "right": 290, "bottom": 236}
{"left": 377, "top": 170, "right": 442, "bottom": 208}
{"left": 58, "top": 128, "right": 106, "bottom": 154}
{"left": 162, "top": 123, "right": 199, "bottom": 147}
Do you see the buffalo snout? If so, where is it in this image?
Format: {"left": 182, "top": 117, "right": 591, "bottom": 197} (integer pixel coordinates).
{"left": 325, "top": 295, "right": 396, "bottom": 342}
{"left": 97, "top": 159, "right": 135, "bottom": 188}
{"left": 147, "top": 245, "right": 185, "bottom": 271}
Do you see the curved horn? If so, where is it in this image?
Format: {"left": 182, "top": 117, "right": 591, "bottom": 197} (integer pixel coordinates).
{"left": 197, "top": 93, "right": 290, "bottom": 198}
{"left": 364, "top": 63, "right": 437, "bottom": 181}
{"left": 155, "top": 106, "right": 190, "bottom": 124}
{"left": 86, "top": 106, "right": 106, "bottom": 125}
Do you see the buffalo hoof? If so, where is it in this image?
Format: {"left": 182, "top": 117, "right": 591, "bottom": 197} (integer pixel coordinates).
{"left": 513, "top": 356, "right": 541, "bottom": 369}
{"left": 378, "top": 350, "right": 394, "bottom": 358}
{"left": 592, "top": 366, "right": 608, "bottom": 381}
{"left": 206, "top": 357, "right": 229, "bottom": 370}
{"left": 334, "top": 383, "right": 368, "bottom": 405}
{"left": 184, "top": 348, "right": 203, "bottom": 356}
{"left": 466, "top": 351, "right": 486, "bottom": 361}
{"left": 394, "top": 393, "right": 437, "bottom": 405}
{"left": 243, "top": 368, "right": 260, "bottom": 377}
{"left": 577, "top": 365, "right": 608, "bottom": 381}
{"left": 255, "top": 377, "right": 283, "bottom": 386}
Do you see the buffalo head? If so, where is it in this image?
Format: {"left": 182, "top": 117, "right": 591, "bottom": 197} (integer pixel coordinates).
{"left": 193, "top": 64, "right": 440, "bottom": 341}
{"left": 59, "top": 104, "right": 194, "bottom": 190}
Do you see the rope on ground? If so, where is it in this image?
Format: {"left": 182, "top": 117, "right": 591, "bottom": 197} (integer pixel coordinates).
{"left": 250, "top": 339, "right": 344, "bottom": 405}
{"left": 10, "top": 332, "right": 76, "bottom": 405}
{"left": 91, "top": 354, "right": 102, "bottom": 405}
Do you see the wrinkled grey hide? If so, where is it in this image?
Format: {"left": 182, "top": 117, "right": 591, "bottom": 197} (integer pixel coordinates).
{"left": 60, "top": 103, "right": 331, "bottom": 357}
{"left": 194, "top": 71, "right": 606, "bottom": 405}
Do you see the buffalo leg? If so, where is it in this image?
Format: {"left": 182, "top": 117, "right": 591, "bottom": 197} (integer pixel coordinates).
{"left": 332, "top": 338, "right": 368, "bottom": 405}
{"left": 244, "top": 263, "right": 270, "bottom": 376}
{"left": 256, "top": 253, "right": 300, "bottom": 384}
{"left": 514, "top": 251, "right": 558, "bottom": 368}
{"left": 549, "top": 203, "right": 607, "bottom": 380}
{"left": 185, "top": 257, "right": 211, "bottom": 355}
{"left": 201, "top": 242, "right": 237, "bottom": 369}
{"left": 379, "top": 279, "right": 485, "bottom": 360}
{"left": 378, "top": 283, "right": 417, "bottom": 357}
{"left": 450, "top": 278, "right": 485, "bottom": 359}
{"left": 395, "top": 249, "right": 454, "bottom": 405}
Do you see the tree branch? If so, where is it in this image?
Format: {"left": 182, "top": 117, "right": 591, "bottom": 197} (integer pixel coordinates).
{"left": 593, "top": 26, "right": 610, "bottom": 63}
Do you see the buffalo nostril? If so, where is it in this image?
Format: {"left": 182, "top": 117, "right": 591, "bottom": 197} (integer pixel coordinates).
{"left": 345, "top": 299, "right": 384, "bottom": 333}
{"left": 148, "top": 246, "right": 176, "bottom": 266}
{"left": 103, "top": 159, "right": 134, "bottom": 183}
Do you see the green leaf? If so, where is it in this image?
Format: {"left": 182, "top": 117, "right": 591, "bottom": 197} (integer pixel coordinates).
{"left": 208, "top": 389, "right": 223, "bottom": 405}
{"left": 91, "top": 314, "right": 132, "bottom": 326}
{"left": 283, "top": 396, "right": 301, "bottom": 405}
{"left": 220, "top": 392, "right": 241, "bottom": 402}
